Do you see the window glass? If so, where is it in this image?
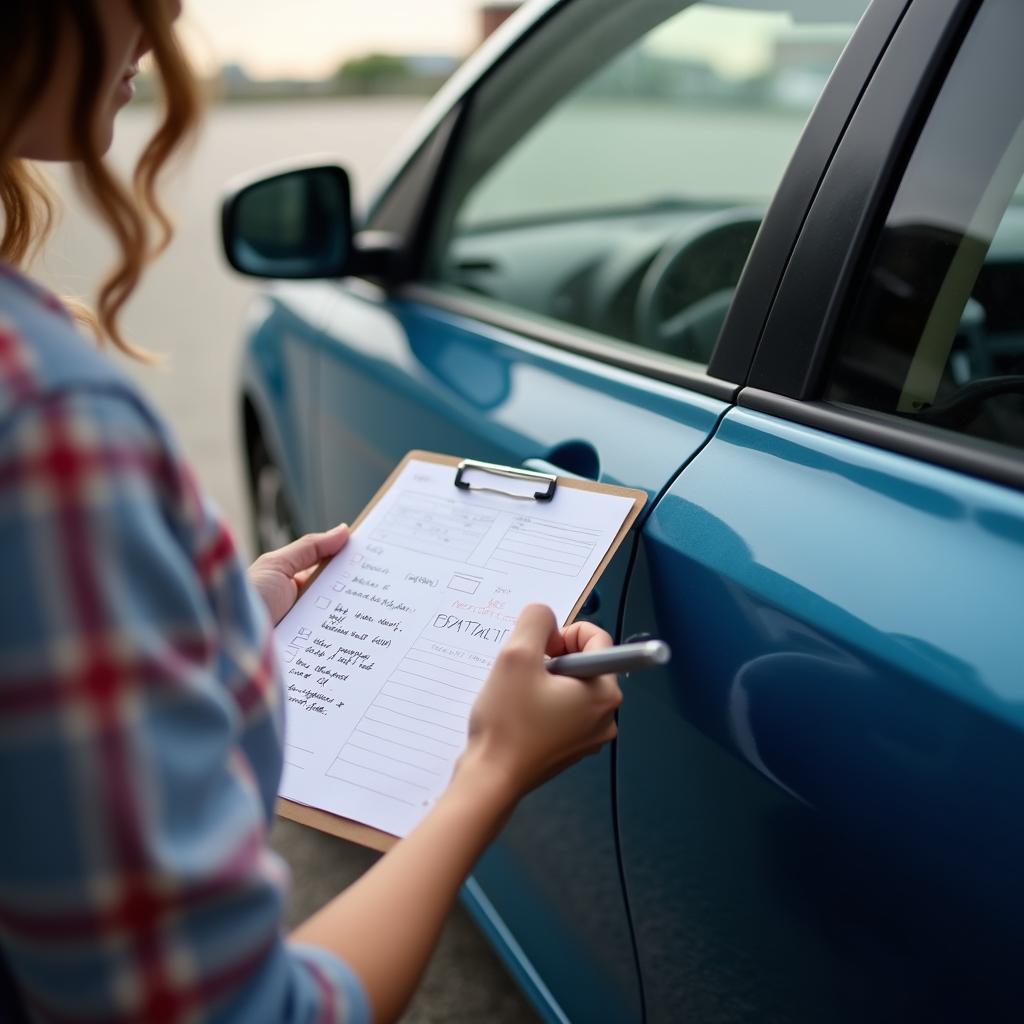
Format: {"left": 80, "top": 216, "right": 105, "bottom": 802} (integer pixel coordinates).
{"left": 826, "top": 0, "right": 1024, "bottom": 455}
{"left": 429, "top": 0, "right": 869, "bottom": 369}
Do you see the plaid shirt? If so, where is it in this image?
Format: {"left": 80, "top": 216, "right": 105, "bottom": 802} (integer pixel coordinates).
{"left": 0, "top": 266, "right": 369, "bottom": 1024}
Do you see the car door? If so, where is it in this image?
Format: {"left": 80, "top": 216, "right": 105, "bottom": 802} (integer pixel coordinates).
{"left": 618, "top": 1, "right": 1024, "bottom": 1020}
{"left": 305, "top": 1, "right": 882, "bottom": 1019}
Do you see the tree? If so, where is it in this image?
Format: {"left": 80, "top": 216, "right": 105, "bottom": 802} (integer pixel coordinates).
{"left": 334, "top": 53, "right": 409, "bottom": 95}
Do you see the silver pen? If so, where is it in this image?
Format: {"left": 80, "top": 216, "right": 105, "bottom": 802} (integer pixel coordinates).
{"left": 545, "top": 639, "right": 671, "bottom": 678}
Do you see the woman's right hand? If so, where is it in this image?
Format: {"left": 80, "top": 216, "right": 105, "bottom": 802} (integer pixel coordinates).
{"left": 293, "top": 604, "right": 621, "bottom": 1023}
{"left": 456, "top": 604, "right": 623, "bottom": 802}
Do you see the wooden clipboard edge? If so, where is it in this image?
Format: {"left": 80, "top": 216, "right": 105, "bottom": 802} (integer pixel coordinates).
{"left": 277, "top": 450, "right": 647, "bottom": 851}
{"left": 277, "top": 798, "right": 398, "bottom": 852}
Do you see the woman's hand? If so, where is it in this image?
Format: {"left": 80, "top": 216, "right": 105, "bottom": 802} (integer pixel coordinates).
{"left": 291, "top": 604, "right": 620, "bottom": 1022}
{"left": 456, "top": 604, "right": 622, "bottom": 802}
{"left": 247, "top": 524, "right": 349, "bottom": 626}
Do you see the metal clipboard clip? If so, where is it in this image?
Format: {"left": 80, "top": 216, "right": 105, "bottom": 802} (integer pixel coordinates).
{"left": 454, "top": 459, "right": 558, "bottom": 501}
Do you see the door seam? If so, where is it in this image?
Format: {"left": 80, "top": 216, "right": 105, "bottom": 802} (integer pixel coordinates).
{"left": 609, "top": 403, "right": 732, "bottom": 1023}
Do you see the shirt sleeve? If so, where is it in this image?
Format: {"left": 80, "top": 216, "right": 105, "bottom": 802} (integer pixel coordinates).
{"left": 0, "top": 388, "right": 370, "bottom": 1024}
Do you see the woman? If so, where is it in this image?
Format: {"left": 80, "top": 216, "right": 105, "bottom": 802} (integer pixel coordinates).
{"left": 0, "top": 3, "right": 623, "bottom": 1021}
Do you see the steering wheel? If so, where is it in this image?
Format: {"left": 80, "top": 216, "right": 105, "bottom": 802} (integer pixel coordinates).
{"left": 634, "top": 207, "right": 763, "bottom": 363}
{"left": 915, "top": 374, "right": 1024, "bottom": 428}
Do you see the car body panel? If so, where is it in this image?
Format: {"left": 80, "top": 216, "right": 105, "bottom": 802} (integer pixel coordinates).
{"left": 618, "top": 407, "right": 1024, "bottom": 1021}
{"left": 310, "top": 286, "right": 727, "bottom": 523}
{"left": 230, "top": 0, "right": 1024, "bottom": 1019}
{"left": 304, "top": 280, "right": 727, "bottom": 1021}
{"left": 459, "top": 877, "right": 574, "bottom": 1024}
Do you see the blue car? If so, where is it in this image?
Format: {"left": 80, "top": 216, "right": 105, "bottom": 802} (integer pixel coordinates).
{"left": 222, "top": 0, "right": 1024, "bottom": 1020}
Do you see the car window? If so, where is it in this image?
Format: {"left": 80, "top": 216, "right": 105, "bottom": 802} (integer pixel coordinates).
{"left": 826, "top": 0, "right": 1024, "bottom": 456}
{"left": 426, "top": 0, "right": 869, "bottom": 371}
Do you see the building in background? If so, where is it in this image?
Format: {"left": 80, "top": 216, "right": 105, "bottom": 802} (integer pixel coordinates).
{"left": 480, "top": 3, "right": 522, "bottom": 42}
{"left": 405, "top": 54, "right": 462, "bottom": 79}
{"left": 770, "top": 29, "right": 848, "bottom": 108}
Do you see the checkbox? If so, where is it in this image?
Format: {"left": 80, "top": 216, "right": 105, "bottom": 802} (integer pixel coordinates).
{"left": 333, "top": 582, "right": 345, "bottom": 592}
{"left": 282, "top": 649, "right": 295, "bottom": 663}
{"left": 315, "top": 596, "right": 330, "bottom": 610}
{"left": 298, "top": 627, "right": 312, "bottom": 638}
{"left": 290, "top": 635, "right": 305, "bottom": 647}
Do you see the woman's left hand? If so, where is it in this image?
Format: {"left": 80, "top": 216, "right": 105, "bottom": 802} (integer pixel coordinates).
{"left": 248, "top": 523, "right": 350, "bottom": 626}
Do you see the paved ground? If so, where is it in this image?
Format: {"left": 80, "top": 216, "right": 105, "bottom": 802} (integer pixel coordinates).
{"left": 273, "top": 821, "right": 536, "bottom": 1023}
{"left": 37, "top": 97, "right": 536, "bottom": 1024}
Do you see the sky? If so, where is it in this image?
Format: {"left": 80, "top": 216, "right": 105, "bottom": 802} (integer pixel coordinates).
{"left": 179, "top": 0, "right": 487, "bottom": 78}
{"left": 176, "top": 1, "right": 862, "bottom": 81}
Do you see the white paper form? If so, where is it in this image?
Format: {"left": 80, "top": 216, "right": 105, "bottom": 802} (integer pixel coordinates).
{"left": 275, "top": 459, "right": 635, "bottom": 837}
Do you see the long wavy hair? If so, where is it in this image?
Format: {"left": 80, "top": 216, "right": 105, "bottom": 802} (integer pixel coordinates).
{"left": 0, "top": 1, "right": 201, "bottom": 361}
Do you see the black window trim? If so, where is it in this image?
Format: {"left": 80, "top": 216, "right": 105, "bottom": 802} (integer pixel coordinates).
{"left": 740, "top": 388, "right": 1024, "bottom": 491}
{"left": 711, "top": 0, "right": 912, "bottom": 383}
{"left": 739, "top": 0, "right": 1024, "bottom": 492}
{"left": 747, "top": 0, "right": 982, "bottom": 396}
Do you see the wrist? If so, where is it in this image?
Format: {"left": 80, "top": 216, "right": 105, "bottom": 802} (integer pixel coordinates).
{"left": 445, "top": 743, "right": 522, "bottom": 820}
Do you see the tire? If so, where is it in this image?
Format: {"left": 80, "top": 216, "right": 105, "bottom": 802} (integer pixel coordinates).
{"left": 247, "top": 431, "right": 297, "bottom": 555}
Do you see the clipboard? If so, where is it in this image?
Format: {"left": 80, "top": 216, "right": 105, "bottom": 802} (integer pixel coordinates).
{"left": 276, "top": 450, "right": 647, "bottom": 852}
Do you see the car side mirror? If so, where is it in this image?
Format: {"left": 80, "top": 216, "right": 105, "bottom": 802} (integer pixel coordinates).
{"left": 222, "top": 165, "right": 353, "bottom": 279}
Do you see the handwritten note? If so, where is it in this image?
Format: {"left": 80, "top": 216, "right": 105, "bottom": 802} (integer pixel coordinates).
{"left": 275, "top": 458, "right": 635, "bottom": 838}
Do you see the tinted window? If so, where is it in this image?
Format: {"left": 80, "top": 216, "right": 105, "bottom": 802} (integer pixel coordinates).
{"left": 826, "top": 0, "right": 1024, "bottom": 455}
{"left": 429, "top": 0, "right": 869, "bottom": 371}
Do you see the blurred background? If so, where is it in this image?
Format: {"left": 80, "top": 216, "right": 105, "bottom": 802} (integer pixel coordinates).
{"left": 34, "top": 3, "right": 536, "bottom": 1021}
{"left": 36, "top": 0, "right": 526, "bottom": 549}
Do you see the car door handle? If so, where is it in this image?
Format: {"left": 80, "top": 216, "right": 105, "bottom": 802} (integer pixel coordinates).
{"left": 524, "top": 440, "right": 601, "bottom": 481}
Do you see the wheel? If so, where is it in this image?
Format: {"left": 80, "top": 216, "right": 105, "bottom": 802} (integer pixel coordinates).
{"left": 247, "top": 430, "right": 297, "bottom": 555}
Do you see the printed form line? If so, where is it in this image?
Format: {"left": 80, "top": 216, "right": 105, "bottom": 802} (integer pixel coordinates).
{"left": 379, "top": 692, "right": 469, "bottom": 722}
{"left": 385, "top": 681, "right": 474, "bottom": 708}
{"left": 362, "top": 713, "right": 461, "bottom": 747}
{"left": 508, "top": 526, "right": 597, "bottom": 544}
{"left": 488, "top": 556, "right": 581, "bottom": 578}
{"left": 335, "top": 755, "right": 432, "bottom": 791}
{"left": 392, "top": 666, "right": 480, "bottom": 693}
{"left": 402, "top": 655, "right": 488, "bottom": 684}
{"left": 410, "top": 644, "right": 495, "bottom": 666}
{"left": 320, "top": 772, "right": 417, "bottom": 807}
{"left": 369, "top": 705, "right": 465, "bottom": 735}
{"left": 413, "top": 639, "right": 502, "bottom": 662}
{"left": 501, "top": 536, "right": 592, "bottom": 557}
{"left": 496, "top": 544, "right": 586, "bottom": 568}
{"left": 346, "top": 741, "right": 443, "bottom": 775}
{"left": 391, "top": 490, "right": 606, "bottom": 536}
{"left": 510, "top": 523, "right": 601, "bottom": 539}
{"left": 355, "top": 725, "right": 449, "bottom": 760}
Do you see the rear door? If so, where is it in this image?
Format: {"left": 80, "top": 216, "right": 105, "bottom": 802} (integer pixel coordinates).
{"left": 618, "top": 1, "right": 1024, "bottom": 1020}
{"left": 309, "top": 1, "right": 878, "bottom": 1019}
